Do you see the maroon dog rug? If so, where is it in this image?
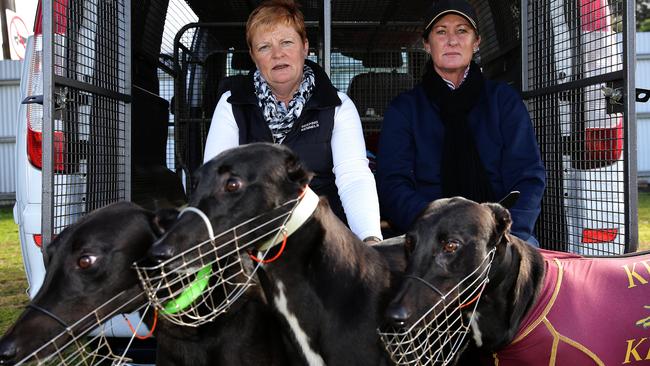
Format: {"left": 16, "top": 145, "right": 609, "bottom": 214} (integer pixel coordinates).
{"left": 490, "top": 249, "right": 650, "bottom": 365}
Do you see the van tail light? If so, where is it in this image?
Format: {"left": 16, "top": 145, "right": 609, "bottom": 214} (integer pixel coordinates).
{"left": 580, "top": 0, "right": 610, "bottom": 32}
{"left": 34, "top": 0, "right": 68, "bottom": 35}
{"left": 27, "top": 128, "right": 66, "bottom": 172}
{"left": 583, "top": 117, "right": 623, "bottom": 169}
{"left": 581, "top": 228, "right": 618, "bottom": 243}
{"left": 54, "top": 0, "right": 69, "bottom": 34}
{"left": 26, "top": 5, "right": 66, "bottom": 172}
{"left": 25, "top": 31, "right": 44, "bottom": 170}
{"left": 33, "top": 234, "right": 57, "bottom": 248}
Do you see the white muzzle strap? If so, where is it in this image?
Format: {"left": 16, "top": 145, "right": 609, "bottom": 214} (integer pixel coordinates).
{"left": 179, "top": 206, "right": 216, "bottom": 241}
{"left": 256, "top": 186, "right": 320, "bottom": 252}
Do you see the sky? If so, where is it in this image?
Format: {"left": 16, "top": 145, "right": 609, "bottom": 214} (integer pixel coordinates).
{"left": 14, "top": 0, "right": 37, "bottom": 33}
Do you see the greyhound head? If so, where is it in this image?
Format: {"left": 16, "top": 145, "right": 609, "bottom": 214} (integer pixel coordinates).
{"left": 134, "top": 144, "right": 312, "bottom": 326}
{"left": 148, "top": 143, "right": 312, "bottom": 268}
{"left": 384, "top": 196, "right": 511, "bottom": 328}
{"left": 379, "top": 197, "right": 511, "bottom": 365}
{"left": 0, "top": 202, "right": 172, "bottom": 365}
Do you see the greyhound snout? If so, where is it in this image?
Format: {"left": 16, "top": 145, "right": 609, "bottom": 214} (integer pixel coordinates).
{"left": 385, "top": 302, "right": 412, "bottom": 328}
{"left": 0, "top": 337, "right": 18, "bottom": 365}
{"left": 148, "top": 239, "right": 176, "bottom": 264}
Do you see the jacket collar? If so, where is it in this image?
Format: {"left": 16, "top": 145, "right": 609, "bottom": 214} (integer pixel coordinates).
{"left": 228, "top": 59, "right": 341, "bottom": 110}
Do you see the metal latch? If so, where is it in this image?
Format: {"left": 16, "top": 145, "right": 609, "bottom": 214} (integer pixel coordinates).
{"left": 601, "top": 85, "right": 624, "bottom": 114}
{"left": 21, "top": 89, "right": 72, "bottom": 110}
{"left": 638, "top": 88, "right": 650, "bottom": 103}
{"left": 54, "top": 88, "right": 69, "bottom": 111}
{"left": 22, "top": 95, "right": 43, "bottom": 105}
{"left": 601, "top": 86, "right": 623, "bottom": 105}
{"left": 601, "top": 86, "right": 650, "bottom": 104}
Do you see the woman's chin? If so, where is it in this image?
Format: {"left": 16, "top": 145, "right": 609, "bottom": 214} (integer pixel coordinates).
{"left": 267, "top": 77, "right": 300, "bottom": 93}
{"left": 436, "top": 62, "right": 469, "bottom": 75}
{"left": 268, "top": 71, "right": 296, "bottom": 83}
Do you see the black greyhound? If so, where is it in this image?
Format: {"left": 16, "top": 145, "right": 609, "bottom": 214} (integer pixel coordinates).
{"left": 0, "top": 202, "right": 290, "bottom": 366}
{"left": 148, "top": 143, "right": 406, "bottom": 366}
{"left": 384, "top": 197, "right": 650, "bottom": 366}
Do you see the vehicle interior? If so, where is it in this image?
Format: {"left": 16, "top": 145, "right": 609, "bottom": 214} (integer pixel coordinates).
{"left": 130, "top": 0, "right": 524, "bottom": 202}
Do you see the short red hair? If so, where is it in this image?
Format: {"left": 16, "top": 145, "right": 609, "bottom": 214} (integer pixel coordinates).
{"left": 246, "top": 0, "right": 308, "bottom": 49}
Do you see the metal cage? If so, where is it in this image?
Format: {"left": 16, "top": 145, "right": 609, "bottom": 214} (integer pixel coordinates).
{"left": 522, "top": 0, "right": 636, "bottom": 254}
{"left": 42, "top": 0, "right": 131, "bottom": 245}
{"left": 38, "top": 0, "right": 637, "bottom": 256}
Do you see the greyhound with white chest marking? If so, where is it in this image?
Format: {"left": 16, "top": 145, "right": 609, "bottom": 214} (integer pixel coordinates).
{"left": 382, "top": 196, "right": 650, "bottom": 366}
{"left": 146, "top": 143, "right": 407, "bottom": 366}
{"left": 0, "top": 202, "right": 290, "bottom": 366}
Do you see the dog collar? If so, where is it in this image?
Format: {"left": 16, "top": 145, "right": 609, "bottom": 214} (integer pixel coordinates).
{"left": 255, "top": 186, "right": 320, "bottom": 253}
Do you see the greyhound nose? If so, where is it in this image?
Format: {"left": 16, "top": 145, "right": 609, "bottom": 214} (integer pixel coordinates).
{"left": 385, "top": 303, "right": 411, "bottom": 328}
{"left": 0, "top": 338, "right": 18, "bottom": 365}
{"left": 148, "top": 244, "right": 176, "bottom": 264}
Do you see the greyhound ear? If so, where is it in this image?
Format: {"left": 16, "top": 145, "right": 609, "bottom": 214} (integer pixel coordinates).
{"left": 150, "top": 208, "right": 180, "bottom": 236}
{"left": 285, "top": 154, "right": 313, "bottom": 186}
{"left": 483, "top": 202, "right": 512, "bottom": 246}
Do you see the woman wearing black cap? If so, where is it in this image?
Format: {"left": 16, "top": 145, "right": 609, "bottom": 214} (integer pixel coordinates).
{"left": 376, "top": 0, "right": 546, "bottom": 245}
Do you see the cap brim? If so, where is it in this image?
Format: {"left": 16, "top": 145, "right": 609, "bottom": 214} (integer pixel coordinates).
{"left": 424, "top": 10, "right": 478, "bottom": 33}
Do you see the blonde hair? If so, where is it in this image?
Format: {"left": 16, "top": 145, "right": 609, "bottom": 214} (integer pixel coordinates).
{"left": 246, "top": 0, "right": 308, "bottom": 49}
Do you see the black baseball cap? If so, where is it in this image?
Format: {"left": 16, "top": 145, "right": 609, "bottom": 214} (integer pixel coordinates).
{"left": 423, "top": 0, "right": 479, "bottom": 38}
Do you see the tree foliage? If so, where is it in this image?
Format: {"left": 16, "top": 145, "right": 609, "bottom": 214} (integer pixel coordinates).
{"left": 639, "top": 0, "right": 650, "bottom": 31}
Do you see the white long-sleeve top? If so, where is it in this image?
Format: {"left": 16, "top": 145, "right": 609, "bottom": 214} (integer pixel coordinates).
{"left": 204, "top": 90, "right": 383, "bottom": 241}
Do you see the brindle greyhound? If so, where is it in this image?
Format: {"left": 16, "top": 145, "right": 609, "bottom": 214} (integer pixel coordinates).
{"left": 0, "top": 202, "right": 290, "bottom": 366}
{"left": 148, "top": 143, "right": 407, "bottom": 366}
{"left": 385, "top": 196, "right": 650, "bottom": 366}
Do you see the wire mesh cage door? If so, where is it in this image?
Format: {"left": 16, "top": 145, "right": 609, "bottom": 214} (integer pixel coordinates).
{"left": 42, "top": 0, "right": 131, "bottom": 246}
{"left": 522, "top": 0, "right": 637, "bottom": 255}
{"left": 172, "top": 23, "right": 230, "bottom": 196}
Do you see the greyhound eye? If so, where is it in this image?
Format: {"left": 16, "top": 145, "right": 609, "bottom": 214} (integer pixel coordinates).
{"left": 78, "top": 255, "right": 97, "bottom": 269}
{"left": 225, "top": 178, "right": 242, "bottom": 192}
{"left": 442, "top": 240, "right": 460, "bottom": 253}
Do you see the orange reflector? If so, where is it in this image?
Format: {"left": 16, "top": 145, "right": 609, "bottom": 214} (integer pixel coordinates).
{"left": 581, "top": 228, "right": 618, "bottom": 243}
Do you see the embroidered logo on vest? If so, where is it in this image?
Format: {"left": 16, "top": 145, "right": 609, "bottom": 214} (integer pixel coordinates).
{"left": 301, "top": 121, "right": 320, "bottom": 132}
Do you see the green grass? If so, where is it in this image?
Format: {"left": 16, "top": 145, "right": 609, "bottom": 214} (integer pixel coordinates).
{"left": 0, "top": 206, "right": 28, "bottom": 336}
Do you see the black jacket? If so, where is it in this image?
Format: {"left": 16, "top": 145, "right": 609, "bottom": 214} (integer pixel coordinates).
{"left": 226, "top": 60, "right": 347, "bottom": 222}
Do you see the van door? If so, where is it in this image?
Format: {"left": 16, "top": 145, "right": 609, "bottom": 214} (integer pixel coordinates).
{"left": 522, "top": 0, "right": 637, "bottom": 254}
{"left": 41, "top": 0, "right": 131, "bottom": 245}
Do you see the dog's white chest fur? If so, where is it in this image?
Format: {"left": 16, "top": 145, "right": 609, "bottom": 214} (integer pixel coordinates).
{"left": 274, "top": 281, "right": 325, "bottom": 366}
{"left": 470, "top": 311, "right": 483, "bottom": 347}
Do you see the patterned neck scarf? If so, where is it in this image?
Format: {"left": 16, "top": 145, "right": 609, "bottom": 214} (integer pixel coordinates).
{"left": 254, "top": 64, "right": 315, "bottom": 144}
